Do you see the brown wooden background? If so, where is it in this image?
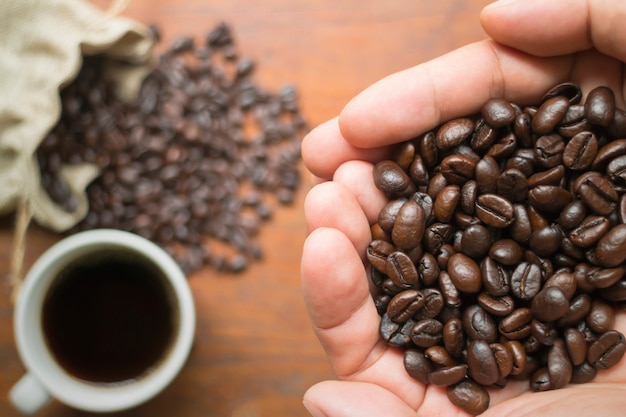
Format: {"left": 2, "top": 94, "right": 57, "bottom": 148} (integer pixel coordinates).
{"left": 0, "top": 0, "right": 492, "bottom": 416}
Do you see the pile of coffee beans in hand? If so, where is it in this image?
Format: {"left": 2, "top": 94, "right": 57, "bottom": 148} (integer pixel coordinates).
{"left": 367, "top": 82, "right": 626, "bottom": 415}
{"left": 37, "top": 22, "right": 307, "bottom": 275}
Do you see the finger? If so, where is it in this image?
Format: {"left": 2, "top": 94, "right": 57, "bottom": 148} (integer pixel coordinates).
{"left": 304, "top": 181, "right": 373, "bottom": 257}
{"left": 332, "top": 160, "right": 387, "bottom": 225}
{"left": 301, "top": 227, "right": 383, "bottom": 376}
{"left": 302, "top": 117, "right": 391, "bottom": 181}
{"left": 481, "top": 0, "right": 626, "bottom": 63}
{"left": 303, "top": 381, "right": 416, "bottom": 417}
{"left": 339, "top": 40, "right": 572, "bottom": 148}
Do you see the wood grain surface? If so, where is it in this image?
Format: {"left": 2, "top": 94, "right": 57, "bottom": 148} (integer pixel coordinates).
{"left": 0, "top": 1, "right": 492, "bottom": 416}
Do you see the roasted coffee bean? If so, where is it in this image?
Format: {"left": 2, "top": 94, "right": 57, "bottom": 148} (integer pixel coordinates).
{"left": 414, "top": 288, "right": 445, "bottom": 320}
{"left": 496, "top": 168, "right": 528, "bottom": 203}
{"left": 489, "top": 239, "right": 523, "bottom": 266}
{"left": 393, "top": 141, "right": 416, "bottom": 171}
{"left": 607, "top": 154, "right": 626, "bottom": 187}
{"left": 467, "top": 340, "right": 500, "bottom": 385}
{"left": 505, "top": 340, "right": 527, "bottom": 376}
{"left": 460, "top": 180, "right": 478, "bottom": 214}
{"left": 409, "top": 154, "right": 430, "bottom": 186}
{"left": 428, "top": 364, "right": 468, "bottom": 386}
{"left": 423, "top": 346, "right": 456, "bottom": 368}
{"left": 559, "top": 104, "right": 592, "bottom": 138}
{"left": 386, "top": 251, "right": 419, "bottom": 289}
{"left": 593, "top": 224, "right": 626, "bottom": 267}
{"left": 573, "top": 171, "right": 619, "bottom": 216}
{"left": 433, "top": 185, "right": 460, "bottom": 223}
{"left": 403, "top": 349, "right": 433, "bottom": 384}
{"left": 410, "top": 192, "right": 434, "bottom": 220}
{"left": 477, "top": 293, "right": 514, "bottom": 317}
{"left": 440, "top": 154, "right": 477, "bottom": 185}
{"left": 443, "top": 317, "right": 465, "bottom": 358}
{"left": 366, "top": 239, "right": 396, "bottom": 273}
{"left": 586, "top": 299, "right": 615, "bottom": 334}
{"left": 471, "top": 118, "right": 498, "bottom": 150}
{"left": 447, "top": 253, "right": 482, "bottom": 293}
{"left": 535, "top": 134, "right": 565, "bottom": 168}
{"left": 557, "top": 293, "right": 592, "bottom": 327}
{"left": 463, "top": 304, "right": 498, "bottom": 343}
{"left": 585, "top": 86, "right": 616, "bottom": 126}
{"left": 391, "top": 200, "right": 426, "bottom": 250}
{"left": 524, "top": 250, "right": 554, "bottom": 281}
{"left": 506, "top": 148, "right": 536, "bottom": 177}
{"left": 423, "top": 223, "right": 454, "bottom": 254}
{"left": 418, "top": 252, "right": 440, "bottom": 287}
{"left": 510, "top": 262, "right": 542, "bottom": 301}
{"left": 562, "top": 131, "right": 598, "bottom": 170}
{"left": 527, "top": 164, "right": 565, "bottom": 188}
{"left": 558, "top": 200, "right": 588, "bottom": 230}
{"left": 544, "top": 82, "right": 582, "bottom": 104}
{"left": 532, "top": 96, "right": 570, "bottom": 134}
{"left": 482, "top": 98, "right": 516, "bottom": 128}
{"left": 592, "top": 138, "right": 626, "bottom": 170}
{"left": 587, "top": 330, "right": 626, "bottom": 369}
{"left": 570, "top": 361, "right": 597, "bottom": 384}
{"left": 460, "top": 224, "right": 491, "bottom": 259}
{"left": 530, "top": 367, "right": 553, "bottom": 392}
{"left": 374, "top": 160, "right": 416, "bottom": 198}
{"left": 528, "top": 226, "right": 563, "bottom": 258}
{"left": 475, "top": 155, "right": 500, "bottom": 194}
{"left": 410, "top": 318, "right": 444, "bottom": 348}
{"left": 531, "top": 319, "right": 557, "bottom": 346}
{"left": 547, "top": 339, "right": 572, "bottom": 389}
{"left": 528, "top": 185, "right": 573, "bottom": 214}
{"left": 510, "top": 204, "right": 532, "bottom": 244}
{"left": 439, "top": 271, "right": 461, "bottom": 307}
{"left": 544, "top": 270, "right": 577, "bottom": 300}
{"left": 418, "top": 131, "right": 439, "bottom": 168}
{"left": 387, "top": 290, "right": 425, "bottom": 323}
{"left": 531, "top": 286, "right": 569, "bottom": 322}
{"left": 436, "top": 118, "right": 474, "bottom": 150}
{"left": 486, "top": 131, "right": 517, "bottom": 160}
{"left": 499, "top": 308, "right": 532, "bottom": 340}
{"left": 377, "top": 198, "right": 407, "bottom": 234}
{"left": 447, "top": 379, "right": 490, "bottom": 416}
{"left": 597, "top": 279, "right": 626, "bottom": 302}
{"left": 569, "top": 215, "right": 610, "bottom": 248}
{"left": 587, "top": 266, "right": 624, "bottom": 289}
{"left": 481, "top": 256, "right": 511, "bottom": 297}
{"left": 475, "top": 193, "right": 515, "bottom": 228}
{"left": 379, "top": 314, "right": 415, "bottom": 347}
{"left": 564, "top": 327, "right": 587, "bottom": 366}
{"left": 491, "top": 342, "right": 514, "bottom": 378}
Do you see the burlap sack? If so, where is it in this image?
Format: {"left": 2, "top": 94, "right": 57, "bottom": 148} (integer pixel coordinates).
{"left": 0, "top": 0, "right": 154, "bottom": 232}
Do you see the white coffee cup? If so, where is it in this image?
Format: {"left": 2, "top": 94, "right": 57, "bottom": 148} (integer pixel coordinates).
{"left": 10, "top": 229, "right": 196, "bottom": 414}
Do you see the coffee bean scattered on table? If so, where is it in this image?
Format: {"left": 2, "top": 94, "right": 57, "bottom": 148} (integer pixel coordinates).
{"left": 37, "top": 22, "right": 307, "bottom": 275}
{"left": 367, "top": 82, "right": 626, "bottom": 415}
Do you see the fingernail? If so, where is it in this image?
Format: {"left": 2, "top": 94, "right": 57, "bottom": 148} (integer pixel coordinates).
{"left": 303, "top": 400, "right": 327, "bottom": 417}
{"left": 484, "top": 0, "right": 518, "bottom": 9}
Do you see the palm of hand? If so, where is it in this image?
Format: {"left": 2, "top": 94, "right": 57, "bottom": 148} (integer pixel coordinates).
{"left": 302, "top": 41, "right": 626, "bottom": 416}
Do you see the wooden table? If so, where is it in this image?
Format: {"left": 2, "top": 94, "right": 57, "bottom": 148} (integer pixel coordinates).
{"left": 0, "top": 0, "right": 492, "bottom": 415}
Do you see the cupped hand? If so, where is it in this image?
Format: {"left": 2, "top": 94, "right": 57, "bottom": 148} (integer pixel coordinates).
{"left": 301, "top": 0, "right": 626, "bottom": 416}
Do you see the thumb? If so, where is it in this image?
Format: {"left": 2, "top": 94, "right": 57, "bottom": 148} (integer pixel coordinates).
{"left": 481, "top": 0, "right": 626, "bottom": 62}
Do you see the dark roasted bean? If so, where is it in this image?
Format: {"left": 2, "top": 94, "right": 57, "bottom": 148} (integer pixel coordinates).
{"left": 467, "top": 340, "right": 500, "bottom": 385}
{"left": 440, "top": 154, "right": 477, "bottom": 185}
{"left": 593, "top": 224, "right": 626, "bottom": 267}
{"left": 592, "top": 139, "right": 626, "bottom": 170}
{"left": 547, "top": 339, "right": 572, "bottom": 389}
{"left": 387, "top": 290, "right": 425, "bottom": 323}
{"left": 585, "top": 299, "right": 615, "bottom": 334}
{"left": 443, "top": 317, "right": 465, "bottom": 358}
{"left": 379, "top": 314, "right": 414, "bottom": 347}
{"left": 475, "top": 155, "right": 500, "bottom": 194}
{"left": 463, "top": 304, "right": 498, "bottom": 343}
{"left": 481, "top": 256, "right": 511, "bottom": 296}
{"left": 571, "top": 361, "right": 597, "bottom": 384}
{"left": 447, "top": 380, "right": 490, "bottom": 416}
{"left": 482, "top": 98, "right": 516, "bottom": 128}
{"left": 374, "top": 160, "right": 416, "bottom": 198}
{"left": 433, "top": 185, "right": 460, "bottom": 223}
{"left": 529, "top": 225, "right": 562, "bottom": 257}
{"left": 562, "top": 131, "right": 598, "bottom": 170}
{"left": 569, "top": 215, "right": 610, "bottom": 248}
{"left": 564, "top": 328, "right": 587, "bottom": 366}
{"left": 510, "top": 262, "right": 542, "bottom": 301}
{"left": 558, "top": 293, "right": 592, "bottom": 327}
{"left": 585, "top": 86, "right": 616, "bottom": 126}
{"left": 475, "top": 193, "right": 515, "bottom": 228}
{"left": 436, "top": 118, "right": 474, "bottom": 150}
{"left": 528, "top": 185, "right": 573, "bottom": 214}
{"left": 535, "top": 134, "right": 565, "bottom": 168}
{"left": 411, "top": 319, "right": 444, "bottom": 348}
{"left": 428, "top": 364, "right": 468, "bottom": 386}
{"left": 587, "top": 330, "right": 626, "bottom": 369}
{"left": 386, "top": 251, "right": 419, "bottom": 289}
{"left": 499, "top": 308, "right": 532, "bottom": 340}
{"left": 531, "top": 286, "right": 570, "bottom": 322}
{"left": 447, "top": 253, "right": 482, "bottom": 293}
{"left": 391, "top": 200, "right": 426, "bottom": 250}
{"left": 477, "top": 293, "right": 514, "bottom": 317}
{"left": 573, "top": 171, "right": 619, "bottom": 216}
{"left": 403, "top": 349, "right": 433, "bottom": 384}
{"left": 496, "top": 168, "right": 528, "bottom": 203}
{"left": 460, "top": 224, "right": 491, "bottom": 259}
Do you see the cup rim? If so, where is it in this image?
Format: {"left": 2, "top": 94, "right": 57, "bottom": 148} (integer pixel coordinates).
{"left": 14, "top": 229, "right": 196, "bottom": 412}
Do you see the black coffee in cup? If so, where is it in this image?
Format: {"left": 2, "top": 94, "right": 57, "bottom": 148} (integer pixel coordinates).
{"left": 41, "top": 249, "right": 177, "bottom": 384}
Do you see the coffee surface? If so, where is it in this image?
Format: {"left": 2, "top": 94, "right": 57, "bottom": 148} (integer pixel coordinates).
{"left": 42, "top": 252, "right": 175, "bottom": 383}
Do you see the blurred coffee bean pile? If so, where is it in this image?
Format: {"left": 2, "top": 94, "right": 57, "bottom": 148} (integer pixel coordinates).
{"left": 37, "top": 22, "right": 307, "bottom": 274}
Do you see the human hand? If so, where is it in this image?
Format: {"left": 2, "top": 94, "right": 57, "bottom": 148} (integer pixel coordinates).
{"left": 301, "top": 0, "right": 626, "bottom": 416}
